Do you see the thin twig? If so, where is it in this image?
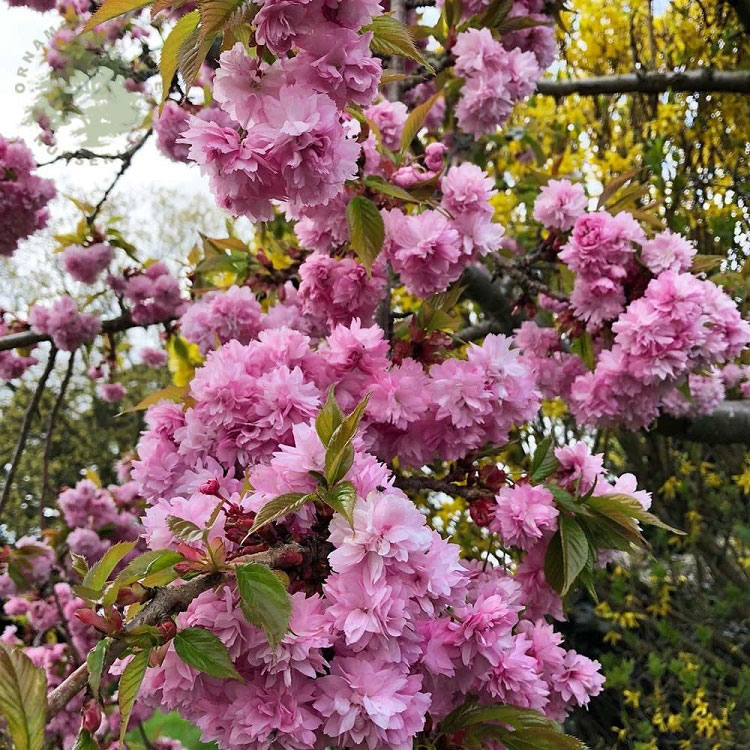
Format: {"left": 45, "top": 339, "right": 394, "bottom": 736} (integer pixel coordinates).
{"left": 0, "top": 347, "right": 58, "bottom": 522}
{"left": 87, "top": 130, "right": 152, "bottom": 226}
{"left": 52, "top": 585, "right": 83, "bottom": 666}
{"left": 40, "top": 350, "right": 76, "bottom": 528}
{"left": 395, "top": 474, "right": 488, "bottom": 500}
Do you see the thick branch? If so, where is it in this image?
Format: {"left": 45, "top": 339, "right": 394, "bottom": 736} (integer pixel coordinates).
{"left": 654, "top": 401, "right": 750, "bottom": 444}
{"left": 537, "top": 69, "right": 750, "bottom": 97}
{"left": 0, "top": 314, "right": 173, "bottom": 353}
{"left": 0, "top": 347, "right": 58, "bottom": 522}
{"left": 47, "top": 542, "right": 302, "bottom": 719}
{"left": 460, "top": 265, "right": 516, "bottom": 332}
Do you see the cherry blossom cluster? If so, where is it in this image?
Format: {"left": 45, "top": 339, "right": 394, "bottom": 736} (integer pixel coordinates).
{"left": 524, "top": 179, "right": 750, "bottom": 427}
{"left": 453, "top": 27, "right": 542, "bottom": 137}
{"left": 133, "top": 319, "right": 539, "bottom": 512}
{"left": 108, "top": 260, "right": 185, "bottom": 325}
{"left": 135, "top": 412, "right": 604, "bottom": 750}
{"left": 182, "top": 0, "right": 383, "bottom": 221}
{"left": 0, "top": 135, "right": 56, "bottom": 258}
{"left": 29, "top": 296, "right": 102, "bottom": 352}
{"left": 0, "top": 317, "right": 38, "bottom": 380}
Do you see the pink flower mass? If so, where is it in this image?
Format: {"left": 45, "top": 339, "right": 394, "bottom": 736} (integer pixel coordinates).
{"left": 1, "top": 2, "right": 748, "bottom": 750}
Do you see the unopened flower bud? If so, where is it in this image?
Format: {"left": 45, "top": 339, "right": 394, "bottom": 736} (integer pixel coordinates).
{"left": 81, "top": 699, "right": 101, "bottom": 733}
{"left": 469, "top": 497, "right": 493, "bottom": 528}
{"left": 157, "top": 618, "right": 177, "bottom": 642}
{"left": 199, "top": 478, "right": 221, "bottom": 496}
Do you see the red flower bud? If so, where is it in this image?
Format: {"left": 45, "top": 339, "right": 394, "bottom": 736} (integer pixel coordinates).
{"left": 81, "top": 700, "right": 102, "bottom": 733}
{"left": 469, "top": 497, "right": 494, "bottom": 528}
{"left": 157, "top": 618, "right": 177, "bottom": 642}
{"left": 199, "top": 478, "right": 222, "bottom": 497}
{"left": 276, "top": 549, "right": 304, "bottom": 569}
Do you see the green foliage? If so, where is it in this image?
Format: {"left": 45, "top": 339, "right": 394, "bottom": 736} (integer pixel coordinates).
{"left": 0, "top": 363, "right": 170, "bottom": 541}
{"left": 0, "top": 643, "right": 47, "bottom": 750}
{"left": 346, "top": 196, "right": 385, "bottom": 272}
{"left": 235, "top": 563, "right": 292, "bottom": 649}
{"left": 174, "top": 628, "right": 242, "bottom": 680}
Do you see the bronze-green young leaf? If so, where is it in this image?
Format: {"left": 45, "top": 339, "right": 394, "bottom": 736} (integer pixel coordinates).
{"left": 315, "top": 387, "right": 344, "bottom": 447}
{"left": 82, "top": 541, "right": 136, "bottom": 593}
{"left": 118, "top": 648, "right": 151, "bottom": 743}
{"left": 158, "top": 12, "right": 200, "bottom": 107}
{"left": 0, "top": 644, "right": 47, "bottom": 750}
{"left": 364, "top": 14, "right": 435, "bottom": 72}
{"left": 82, "top": 0, "right": 152, "bottom": 33}
{"left": 324, "top": 394, "right": 371, "bottom": 486}
{"left": 86, "top": 639, "right": 108, "bottom": 699}
{"left": 322, "top": 481, "right": 357, "bottom": 527}
{"left": 166, "top": 515, "right": 204, "bottom": 542}
{"left": 236, "top": 563, "right": 292, "bottom": 649}
{"left": 248, "top": 492, "right": 312, "bottom": 535}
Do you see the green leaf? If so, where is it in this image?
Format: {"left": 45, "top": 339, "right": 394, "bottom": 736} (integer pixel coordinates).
{"left": 113, "top": 549, "right": 185, "bottom": 589}
{"left": 178, "top": 26, "right": 216, "bottom": 89}
{"left": 346, "top": 196, "right": 385, "bottom": 272}
{"left": 559, "top": 515, "right": 589, "bottom": 595}
{"left": 118, "top": 649, "right": 151, "bottom": 743}
{"left": 477, "top": 0, "right": 513, "bottom": 28}
{"left": 83, "top": 541, "right": 136, "bottom": 593}
{"left": 70, "top": 552, "right": 89, "bottom": 579}
{"left": 103, "top": 549, "right": 184, "bottom": 606}
{"left": 119, "top": 384, "right": 188, "bottom": 414}
{"left": 87, "top": 639, "right": 108, "bottom": 699}
{"left": 174, "top": 628, "right": 242, "bottom": 680}
{"left": 497, "top": 15, "right": 552, "bottom": 33}
{"left": 248, "top": 492, "right": 312, "bottom": 535}
{"left": 543, "top": 530, "right": 564, "bottom": 594}
{"left": 315, "top": 387, "right": 344, "bottom": 447}
{"left": 570, "top": 332, "right": 595, "bottom": 371}
{"left": 529, "top": 437, "right": 559, "bottom": 483}
{"left": 81, "top": 0, "right": 152, "bottom": 33}
{"left": 159, "top": 11, "right": 200, "bottom": 106}
{"left": 441, "top": 0, "right": 463, "bottom": 28}
{"left": 0, "top": 644, "right": 47, "bottom": 750}
{"left": 166, "top": 515, "right": 204, "bottom": 542}
{"left": 71, "top": 730, "right": 98, "bottom": 750}
{"left": 400, "top": 90, "right": 443, "bottom": 154}
{"left": 235, "top": 564, "right": 292, "bottom": 649}
{"left": 364, "top": 14, "right": 434, "bottom": 73}
{"left": 363, "top": 176, "right": 421, "bottom": 203}
{"left": 323, "top": 481, "right": 357, "bottom": 527}
{"left": 325, "top": 395, "right": 371, "bottom": 486}
{"left": 198, "top": 0, "right": 246, "bottom": 39}
{"left": 587, "top": 494, "right": 685, "bottom": 535}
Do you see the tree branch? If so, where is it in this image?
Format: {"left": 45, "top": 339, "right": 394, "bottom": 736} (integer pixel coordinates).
{"left": 87, "top": 129, "right": 152, "bottom": 226}
{"left": 654, "top": 401, "right": 750, "bottom": 444}
{"left": 537, "top": 69, "right": 750, "bottom": 97}
{"left": 40, "top": 350, "right": 76, "bottom": 528}
{"left": 0, "top": 314, "right": 174, "bottom": 353}
{"left": 46, "top": 542, "right": 302, "bottom": 719}
{"left": 0, "top": 347, "right": 58, "bottom": 522}
{"left": 395, "top": 474, "right": 488, "bottom": 500}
